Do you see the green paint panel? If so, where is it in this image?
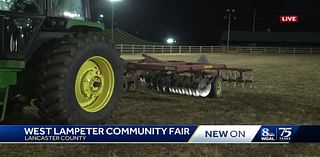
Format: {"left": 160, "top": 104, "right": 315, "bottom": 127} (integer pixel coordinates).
{"left": 67, "top": 19, "right": 105, "bottom": 30}
{"left": 0, "top": 72, "right": 18, "bottom": 85}
{"left": 0, "top": 60, "right": 24, "bottom": 121}
{"left": 0, "top": 60, "right": 25, "bottom": 86}
{"left": 0, "top": 60, "right": 25, "bottom": 69}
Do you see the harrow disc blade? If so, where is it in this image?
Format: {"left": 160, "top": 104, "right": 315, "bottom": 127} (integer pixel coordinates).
{"left": 169, "top": 88, "right": 173, "bottom": 93}
{"left": 178, "top": 88, "right": 183, "bottom": 95}
{"left": 162, "top": 87, "right": 167, "bottom": 92}
{"left": 176, "top": 88, "right": 180, "bottom": 94}
{"left": 173, "top": 88, "right": 178, "bottom": 94}
{"left": 181, "top": 88, "right": 186, "bottom": 95}
{"left": 195, "top": 90, "right": 201, "bottom": 97}
{"left": 188, "top": 89, "right": 193, "bottom": 96}
{"left": 187, "top": 89, "right": 193, "bottom": 96}
{"left": 182, "top": 88, "right": 188, "bottom": 95}
{"left": 186, "top": 89, "right": 192, "bottom": 96}
{"left": 184, "top": 89, "right": 189, "bottom": 95}
{"left": 192, "top": 89, "right": 200, "bottom": 97}
{"left": 198, "top": 84, "right": 212, "bottom": 98}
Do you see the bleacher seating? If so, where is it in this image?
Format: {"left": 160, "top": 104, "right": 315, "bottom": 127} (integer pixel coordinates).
{"left": 104, "top": 29, "right": 160, "bottom": 45}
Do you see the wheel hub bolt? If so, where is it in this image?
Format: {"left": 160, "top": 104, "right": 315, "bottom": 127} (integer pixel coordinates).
{"left": 93, "top": 81, "right": 101, "bottom": 88}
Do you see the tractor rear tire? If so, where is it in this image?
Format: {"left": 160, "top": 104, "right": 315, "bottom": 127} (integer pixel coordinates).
{"left": 36, "top": 32, "right": 123, "bottom": 124}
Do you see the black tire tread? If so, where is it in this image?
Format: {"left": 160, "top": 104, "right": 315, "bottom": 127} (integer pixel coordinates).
{"left": 36, "top": 32, "right": 120, "bottom": 124}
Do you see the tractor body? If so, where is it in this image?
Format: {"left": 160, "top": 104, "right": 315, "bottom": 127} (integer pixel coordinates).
{"left": 0, "top": 0, "right": 123, "bottom": 123}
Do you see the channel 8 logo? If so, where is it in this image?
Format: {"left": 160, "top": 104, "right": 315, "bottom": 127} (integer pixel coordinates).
{"left": 278, "top": 128, "right": 292, "bottom": 141}
{"left": 261, "top": 128, "right": 276, "bottom": 141}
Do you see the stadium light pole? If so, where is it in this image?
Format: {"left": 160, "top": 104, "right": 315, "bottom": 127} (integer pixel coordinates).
{"left": 224, "top": 9, "right": 237, "bottom": 51}
{"left": 252, "top": 8, "right": 256, "bottom": 32}
{"left": 109, "top": 0, "right": 122, "bottom": 42}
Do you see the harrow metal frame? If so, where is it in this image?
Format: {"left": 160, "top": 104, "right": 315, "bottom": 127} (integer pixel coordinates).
{"left": 123, "top": 54, "right": 254, "bottom": 97}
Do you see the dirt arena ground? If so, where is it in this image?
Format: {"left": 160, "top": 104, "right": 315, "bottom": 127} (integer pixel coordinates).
{"left": 1, "top": 53, "right": 320, "bottom": 157}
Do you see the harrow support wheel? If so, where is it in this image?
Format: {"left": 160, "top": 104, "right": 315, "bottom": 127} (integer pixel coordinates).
{"left": 208, "top": 77, "right": 223, "bottom": 98}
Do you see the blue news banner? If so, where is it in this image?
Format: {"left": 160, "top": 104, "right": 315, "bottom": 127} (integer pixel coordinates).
{"left": 0, "top": 125, "right": 319, "bottom": 143}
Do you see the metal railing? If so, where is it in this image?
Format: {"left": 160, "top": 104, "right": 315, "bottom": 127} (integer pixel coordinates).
{"left": 116, "top": 44, "right": 320, "bottom": 55}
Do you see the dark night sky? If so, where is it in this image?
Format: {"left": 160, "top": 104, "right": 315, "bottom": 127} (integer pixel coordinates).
{"left": 91, "top": 0, "right": 320, "bottom": 45}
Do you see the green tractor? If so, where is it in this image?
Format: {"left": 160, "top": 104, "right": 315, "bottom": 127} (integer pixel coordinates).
{"left": 0, "top": 0, "right": 123, "bottom": 124}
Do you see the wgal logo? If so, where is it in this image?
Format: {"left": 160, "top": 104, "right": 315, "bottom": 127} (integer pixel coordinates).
{"left": 261, "top": 128, "right": 276, "bottom": 141}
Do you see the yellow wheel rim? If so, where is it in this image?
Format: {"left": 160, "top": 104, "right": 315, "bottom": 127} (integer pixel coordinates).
{"left": 75, "top": 56, "right": 115, "bottom": 113}
{"left": 216, "top": 79, "right": 223, "bottom": 95}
